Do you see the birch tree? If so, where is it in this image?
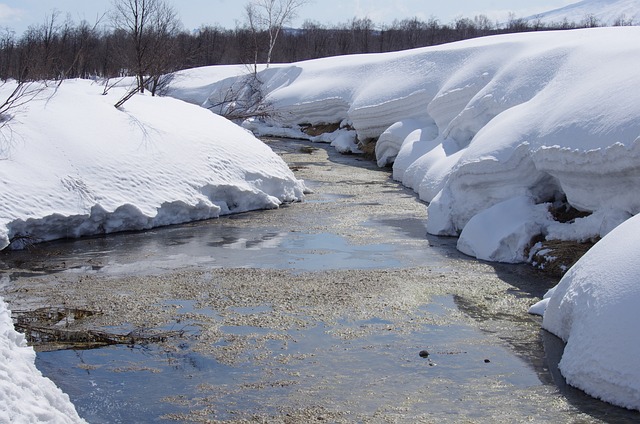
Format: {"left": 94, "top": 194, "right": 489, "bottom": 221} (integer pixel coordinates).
{"left": 245, "top": 0, "right": 311, "bottom": 68}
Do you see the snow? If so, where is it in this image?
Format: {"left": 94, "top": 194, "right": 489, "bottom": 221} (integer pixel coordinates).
{"left": 529, "top": 213, "right": 640, "bottom": 410}
{"left": 0, "top": 296, "right": 86, "bottom": 423}
{"left": 172, "top": 27, "right": 640, "bottom": 264}
{"left": 0, "top": 79, "right": 307, "bottom": 250}
{"left": 527, "top": 0, "right": 640, "bottom": 26}
{"left": 0, "top": 77, "right": 308, "bottom": 421}
{"left": 166, "top": 28, "right": 640, "bottom": 411}
{"left": 2, "top": 22, "right": 640, "bottom": 419}
{"left": 457, "top": 195, "right": 553, "bottom": 263}
{"left": 165, "top": 64, "right": 252, "bottom": 106}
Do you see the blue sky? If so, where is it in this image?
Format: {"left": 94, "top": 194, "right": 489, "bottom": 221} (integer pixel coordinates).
{"left": 0, "top": 0, "right": 578, "bottom": 34}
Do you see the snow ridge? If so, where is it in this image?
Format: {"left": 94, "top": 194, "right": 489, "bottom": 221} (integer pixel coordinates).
{"left": 531, "top": 213, "right": 640, "bottom": 410}
{"left": 528, "top": 0, "right": 640, "bottom": 26}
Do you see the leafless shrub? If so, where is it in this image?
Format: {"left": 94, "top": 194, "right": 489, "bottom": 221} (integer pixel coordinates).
{"left": 0, "top": 81, "right": 45, "bottom": 125}
{"left": 0, "top": 80, "right": 51, "bottom": 159}
{"left": 207, "top": 68, "right": 276, "bottom": 122}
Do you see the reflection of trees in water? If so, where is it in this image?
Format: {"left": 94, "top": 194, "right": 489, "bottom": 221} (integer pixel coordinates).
{"left": 207, "top": 232, "right": 286, "bottom": 250}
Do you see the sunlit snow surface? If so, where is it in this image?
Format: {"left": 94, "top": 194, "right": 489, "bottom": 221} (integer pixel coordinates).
{"left": 530, "top": 213, "right": 640, "bottom": 410}
{"left": 169, "top": 27, "right": 640, "bottom": 411}
{"left": 0, "top": 79, "right": 306, "bottom": 251}
{"left": 0, "top": 300, "right": 86, "bottom": 423}
{"left": 527, "top": 0, "right": 640, "bottom": 26}
{"left": 172, "top": 27, "right": 640, "bottom": 264}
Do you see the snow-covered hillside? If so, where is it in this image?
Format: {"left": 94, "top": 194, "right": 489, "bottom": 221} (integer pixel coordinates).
{"left": 528, "top": 0, "right": 640, "bottom": 26}
{"left": 0, "top": 79, "right": 307, "bottom": 251}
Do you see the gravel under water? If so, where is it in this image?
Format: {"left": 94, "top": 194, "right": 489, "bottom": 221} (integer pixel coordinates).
{"left": 1, "top": 138, "right": 636, "bottom": 423}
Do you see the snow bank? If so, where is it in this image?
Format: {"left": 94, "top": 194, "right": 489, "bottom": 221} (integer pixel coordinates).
{"left": 171, "top": 27, "right": 640, "bottom": 264}
{"left": 0, "top": 296, "right": 86, "bottom": 423}
{"left": 529, "top": 213, "right": 640, "bottom": 411}
{"left": 168, "top": 36, "right": 640, "bottom": 411}
{"left": 0, "top": 79, "right": 306, "bottom": 250}
{"left": 457, "top": 196, "right": 553, "bottom": 263}
{"left": 165, "top": 64, "right": 250, "bottom": 106}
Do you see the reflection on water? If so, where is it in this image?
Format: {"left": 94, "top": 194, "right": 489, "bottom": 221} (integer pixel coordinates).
{"left": 36, "top": 345, "right": 243, "bottom": 423}
{"left": 1, "top": 218, "right": 450, "bottom": 276}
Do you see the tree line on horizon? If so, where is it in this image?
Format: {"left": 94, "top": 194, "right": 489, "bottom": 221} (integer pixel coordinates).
{"left": 0, "top": 4, "right": 635, "bottom": 90}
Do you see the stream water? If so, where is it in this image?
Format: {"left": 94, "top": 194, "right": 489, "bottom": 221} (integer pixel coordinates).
{"left": 1, "top": 139, "right": 637, "bottom": 423}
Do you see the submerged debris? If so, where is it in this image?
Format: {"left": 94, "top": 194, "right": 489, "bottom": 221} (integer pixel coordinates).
{"left": 12, "top": 307, "right": 183, "bottom": 351}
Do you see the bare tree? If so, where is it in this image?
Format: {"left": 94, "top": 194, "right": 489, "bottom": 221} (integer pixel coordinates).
{"left": 0, "top": 9, "right": 617, "bottom": 85}
{"left": 505, "top": 12, "right": 529, "bottom": 32}
{"left": 244, "top": 0, "right": 311, "bottom": 68}
{"left": 613, "top": 14, "right": 634, "bottom": 26}
{"left": 111, "top": 0, "right": 181, "bottom": 95}
{"left": 0, "top": 28, "right": 16, "bottom": 80}
{"left": 580, "top": 14, "right": 601, "bottom": 28}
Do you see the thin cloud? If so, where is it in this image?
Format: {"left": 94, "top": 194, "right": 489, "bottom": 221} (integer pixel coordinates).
{"left": 0, "top": 3, "right": 25, "bottom": 25}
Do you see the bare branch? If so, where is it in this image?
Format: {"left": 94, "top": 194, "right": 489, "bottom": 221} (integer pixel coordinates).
{"left": 0, "top": 80, "right": 50, "bottom": 160}
{"left": 0, "top": 81, "right": 48, "bottom": 126}
{"left": 111, "top": 0, "right": 182, "bottom": 94}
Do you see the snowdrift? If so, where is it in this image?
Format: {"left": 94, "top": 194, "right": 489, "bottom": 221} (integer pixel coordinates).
{"left": 171, "top": 27, "right": 640, "bottom": 264}
{"left": 530, "top": 213, "right": 640, "bottom": 411}
{"left": 0, "top": 79, "right": 306, "bottom": 250}
{"left": 0, "top": 297, "right": 86, "bottom": 423}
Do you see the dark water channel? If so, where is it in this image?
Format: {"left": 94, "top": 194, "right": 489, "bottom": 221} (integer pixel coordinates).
{"left": 2, "top": 139, "right": 637, "bottom": 423}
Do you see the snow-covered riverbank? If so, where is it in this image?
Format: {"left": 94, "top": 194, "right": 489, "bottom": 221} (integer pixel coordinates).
{"left": 169, "top": 27, "right": 640, "bottom": 411}
{"left": 172, "top": 27, "right": 640, "bottom": 266}
{"left": 1, "top": 25, "right": 639, "bottom": 418}
{"left": 0, "top": 299, "right": 86, "bottom": 423}
{"left": 0, "top": 79, "right": 307, "bottom": 252}
{"left": 0, "top": 78, "right": 306, "bottom": 421}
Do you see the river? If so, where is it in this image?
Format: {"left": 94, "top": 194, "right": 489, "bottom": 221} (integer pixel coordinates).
{"left": 0, "top": 138, "right": 636, "bottom": 423}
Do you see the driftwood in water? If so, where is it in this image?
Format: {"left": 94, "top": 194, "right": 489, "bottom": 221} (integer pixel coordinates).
{"left": 12, "top": 307, "right": 183, "bottom": 351}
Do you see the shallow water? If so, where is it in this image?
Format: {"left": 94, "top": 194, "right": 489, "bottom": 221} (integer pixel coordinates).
{"left": 35, "top": 295, "right": 544, "bottom": 423}
{"left": 3, "top": 138, "right": 638, "bottom": 423}
{"left": 1, "top": 202, "right": 454, "bottom": 277}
